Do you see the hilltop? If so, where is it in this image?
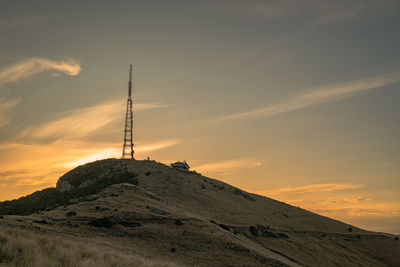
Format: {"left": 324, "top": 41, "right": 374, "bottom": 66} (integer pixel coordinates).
{"left": 0, "top": 159, "right": 399, "bottom": 266}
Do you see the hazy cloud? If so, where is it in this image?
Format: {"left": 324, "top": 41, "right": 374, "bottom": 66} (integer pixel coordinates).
{"left": 262, "top": 183, "right": 363, "bottom": 195}
{"left": 0, "top": 58, "right": 81, "bottom": 128}
{"left": 254, "top": 184, "right": 400, "bottom": 220}
{"left": 216, "top": 71, "right": 400, "bottom": 121}
{"left": 21, "top": 100, "right": 169, "bottom": 140}
{"left": 62, "top": 148, "right": 121, "bottom": 168}
{"left": 135, "top": 139, "right": 181, "bottom": 153}
{"left": 313, "top": 203, "right": 400, "bottom": 217}
{"left": 219, "top": 0, "right": 396, "bottom": 24}
{"left": 15, "top": 178, "right": 53, "bottom": 187}
{"left": 0, "top": 169, "right": 30, "bottom": 181}
{"left": 0, "top": 97, "right": 20, "bottom": 128}
{"left": 0, "top": 57, "right": 81, "bottom": 87}
{"left": 193, "top": 159, "right": 262, "bottom": 174}
{"left": 65, "top": 139, "right": 181, "bottom": 168}
{"left": 343, "top": 196, "right": 374, "bottom": 203}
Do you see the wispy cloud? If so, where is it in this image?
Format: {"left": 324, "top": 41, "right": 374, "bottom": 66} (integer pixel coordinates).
{"left": 260, "top": 183, "right": 363, "bottom": 195}
{"left": 26, "top": 100, "right": 123, "bottom": 140}
{"left": 193, "top": 159, "right": 262, "bottom": 174}
{"left": 316, "top": 207, "right": 400, "bottom": 218}
{"left": 216, "top": 71, "right": 400, "bottom": 121}
{"left": 63, "top": 148, "right": 121, "bottom": 168}
{"left": 218, "top": 0, "right": 395, "bottom": 24}
{"left": 253, "top": 183, "right": 400, "bottom": 224}
{"left": 0, "top": 57, "right": 81, "bottom": 87}
{"left": 309, "top": 196, "right": 400, "bottom": 218}
{"left": 0, "top": 97, "right": 20, "bottom": 128}
{"left": 135, "top": 139, "right": 181, "bottom": 153}
{"left": 21, "top": 100, "right": 169, "bottom": 140}
{"left": 0, "top": 57, "right": 81, "bottom": 128}
{"left": 343, "top": 196, "right": 373, "bottom": 203}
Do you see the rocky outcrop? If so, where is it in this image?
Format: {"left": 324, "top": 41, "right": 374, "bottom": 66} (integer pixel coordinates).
{"left": 56, "top": 180, "right": 74, "bottom": 192}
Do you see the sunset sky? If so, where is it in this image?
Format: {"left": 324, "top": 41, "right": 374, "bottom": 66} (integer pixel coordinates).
{"left": 1, "top": 1, "right": 399, "bottom": 234}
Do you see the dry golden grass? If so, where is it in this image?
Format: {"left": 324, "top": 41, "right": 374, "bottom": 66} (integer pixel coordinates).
{"left": 1, "top": 159, "right": 399, "bottom": 266}
{"left": 0, "top": 226, "right": 178, "bottom": 267}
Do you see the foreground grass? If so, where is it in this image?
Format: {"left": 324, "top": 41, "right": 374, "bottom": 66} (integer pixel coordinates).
{"left": 0, "top": 226, "right": 177, "bottom": 267}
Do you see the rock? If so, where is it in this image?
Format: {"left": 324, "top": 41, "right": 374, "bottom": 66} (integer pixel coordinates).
{"left": 56, "top": 180, "right": 74, "bottom": 192}
{"left": 150, "top": 207, "right": 167, "bottom": 215}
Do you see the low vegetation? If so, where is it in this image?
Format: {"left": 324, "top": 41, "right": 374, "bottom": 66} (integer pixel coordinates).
{"left": 88, "top": 217, "right": 113, "bottom": 228}
{"left": 0, "top": 169, "right": 137, "bottom": 215}
{"left": 66, "top": 211, "right": 76, "bottom": 217}
{"left": 0, "top": 226, "right": 177, "bottom": 267}
{"left": 174, "top": 219, "right": 184, "bottom": 226}
{"left": 249, "top": 226, "right": 258, "bottom": 236}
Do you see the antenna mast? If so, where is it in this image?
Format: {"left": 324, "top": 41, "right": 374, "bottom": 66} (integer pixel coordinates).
{"left": 122, "top": 65, "right": 134, "bottom": 159}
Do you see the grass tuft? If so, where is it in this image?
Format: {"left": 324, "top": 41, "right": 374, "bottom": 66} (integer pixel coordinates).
{"left": 0, "top": 226, "right": 178, "bottom": 266}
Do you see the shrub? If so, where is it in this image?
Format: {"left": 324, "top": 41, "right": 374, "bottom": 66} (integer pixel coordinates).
{"left": 218, "top": 224, "right": 230, "bottom": 231}
{"left": 174, "top": 219, "right": 184, "bottom": 226}
{"left": 170, "top": 247, "right": 176, "bottom": 252}
{"left": 88, "top": 217, "right": 113, "bottom": 228}
{"left": 249, "top": 226, "right": 258, "bottom": 236}
{"left": 347, "top": 227, "right": 353, "bottom": 232}
{"left": 261, "top": 231, "right": 277, "bottom": 238}
{"left": 66, "top": 211, "right": 76, "bottom": 217}
{"left": 233, "top": 188, "right": 255, "bottom": 201}
{"left": 277, "top": 233, "right": 289, "bottom": 238}
{"left": 33, "top": 219, "right": 48, "bottom": 224}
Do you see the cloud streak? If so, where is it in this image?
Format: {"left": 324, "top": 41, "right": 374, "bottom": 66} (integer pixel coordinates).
{"left": 343, "top": 196, "right": 373, "bottom": 203}
{"left": 135, "top": 139, "right": 181, "bottom": 154}
{"left": 216, "top": 71, "right": 400, "bottom": 121}
{"left": 0, "top": 97, "right": 20, "bottom": 128}
{"left": 218, "top": 0, "right": 397, "bottom": 24}
{"left": 0, "top": 57, "right": 81, "bottom": 128}
{"left": 193, "top": 159, "right": 262, "bottom": 174}
{"left": 0, "top": 57, "right": 81, "bottom": 87}
{"left": 261, "top": 183, "right": 363, "bottom": 195}
{"left": 21, "top": 100, "right": 169, "bottom": 140}
{"left": 64, "top": 139, "right": 181, "bottom": 168}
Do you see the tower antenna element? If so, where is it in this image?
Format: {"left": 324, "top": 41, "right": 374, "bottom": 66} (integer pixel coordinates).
{"left": 122, "top": 65, "right": 134, "bottom": 159}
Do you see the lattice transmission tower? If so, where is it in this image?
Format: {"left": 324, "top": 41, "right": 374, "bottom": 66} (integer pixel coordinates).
{"left": 122, "top": 65, "right": 134, "bottom": 159}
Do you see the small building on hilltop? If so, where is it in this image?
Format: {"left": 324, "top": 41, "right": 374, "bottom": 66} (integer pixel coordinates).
{"left": 171, "top": 161, "right": 190, "bottom": 171}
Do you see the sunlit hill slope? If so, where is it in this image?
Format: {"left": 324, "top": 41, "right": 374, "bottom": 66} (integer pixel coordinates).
{"left": 0, "top": 159, "right": 399, "bottom": 266}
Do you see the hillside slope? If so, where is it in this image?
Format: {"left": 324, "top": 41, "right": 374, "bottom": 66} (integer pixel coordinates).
{"left": 1, "top": 159, "right": 399, "bottom": 266}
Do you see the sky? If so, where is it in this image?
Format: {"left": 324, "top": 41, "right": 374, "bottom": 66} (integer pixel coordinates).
{"left": 0, "top": 0, "right": 399, "bottom": 234}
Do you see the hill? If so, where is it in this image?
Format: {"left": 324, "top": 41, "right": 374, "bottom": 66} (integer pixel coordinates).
{"left": 0, "top": 159, "right": 399, "bottom": 266}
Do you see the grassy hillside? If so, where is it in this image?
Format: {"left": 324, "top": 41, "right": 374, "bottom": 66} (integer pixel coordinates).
{"left": 0, "top": 161, "right": 137, "bottom": 215}
{"left": 0, "top": 225, "right": 177, "bottom": 267}
{"left": 0, "top": 158, "right": 399, "bottom": 266}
